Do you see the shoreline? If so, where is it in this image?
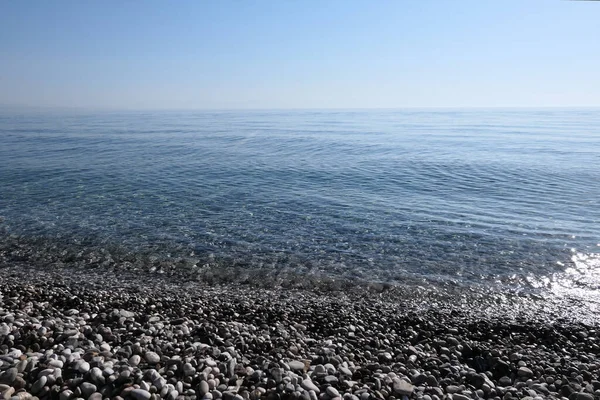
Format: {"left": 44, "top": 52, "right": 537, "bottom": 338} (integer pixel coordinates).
{"left": 1, "top": 230, "right": 598, "bottom": 326}
{"left": 1, "top": 264, "right": 599, "bottom": 400}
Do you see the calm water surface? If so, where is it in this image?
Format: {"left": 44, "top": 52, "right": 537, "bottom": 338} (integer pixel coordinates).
{"left": 1, "top": 109, "right": 599, "bottom": 301}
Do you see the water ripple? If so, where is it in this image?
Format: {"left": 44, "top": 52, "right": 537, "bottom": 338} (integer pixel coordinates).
{"left": 0, "top": 108, "right": 599, "bottom": 301}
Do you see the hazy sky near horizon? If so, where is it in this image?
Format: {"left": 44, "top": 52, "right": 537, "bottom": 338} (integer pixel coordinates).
{"left": 1, "top": 0, "right": 599, "bottom": 110}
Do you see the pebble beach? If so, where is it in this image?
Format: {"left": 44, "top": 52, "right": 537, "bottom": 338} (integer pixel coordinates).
{"left": 1, "top": 262, "right": 599, "bottom": 400}
{"left": 2, "top": 0, "right": 600, "bottom": 394}
{"left": 2, "top": 109, "right": 600, "bottom": 400}
{"left": 2, "top": 0, "right": 600, "bottom": 398}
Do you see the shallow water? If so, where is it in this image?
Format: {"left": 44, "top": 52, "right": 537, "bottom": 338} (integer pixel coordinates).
{"left": 1, "top": 108, "right": 599, "bottom": 302}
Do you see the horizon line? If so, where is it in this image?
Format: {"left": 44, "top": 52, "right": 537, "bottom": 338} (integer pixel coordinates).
{"left": 2, "top": 104, "right": 600, "bottom": 113}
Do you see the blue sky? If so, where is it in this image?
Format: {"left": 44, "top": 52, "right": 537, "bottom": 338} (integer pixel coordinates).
{"left": 1, "top": 0, "right": 599, "bottom": 109}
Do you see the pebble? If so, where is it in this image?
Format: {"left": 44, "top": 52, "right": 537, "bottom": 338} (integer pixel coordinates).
{"left": 30, "top": 376, "right": 47, "bottom": 394}
{"left": 145, "top": 352, "right": 161, "bottom": 364}
{"left": 301, "top": 379, "right": 320, "bottom": 394}
{"left": 59, "top": 390, "right": 73, "bottom": 400}
{"left": 80, "top": 382, "right": 97, "bottom": 397}
{"left": 452, "top": 394, "right": 471, "bottom": 400}
{"left": 48, "top": 359, "right": 64, "bottom": 368}
{"left": 289, "top": 361, "right": 305, "bottom": 371}
{"left": 3, "top": 387, "right": 15, "bottom": 398}
{"left": 184, "top": 362, "right": 196, "bottom": 376}
{"left": 392, "top": 379, "right": 414, "bottom": 396}
{"left": 518, "top": 367, "right": 534, "bottom": 378}
{"left": 446, "top": 385, "right": 460, "bottom": 394}
{"left": 0, "top": 368, "right": 18, "bottom": 384}
{"left": 199, "top": 381, "right": 210, "bottom": 395}
{"left": 90, "top": 367, "right": 103, "bottom": 382}
{"left": 78, "top": 361, "right": 91, "bottom": 373}
{"left": 499, "top": 376, "right": 512, "bottom": 386}
{"left": 131, "top": 389, "right": 152, "bottom": 400}
{"left": 571, "top": 394, "right": 594, "bottom": 400}
{"left": 129, "top": 354, "right": 141, "bottom": 366}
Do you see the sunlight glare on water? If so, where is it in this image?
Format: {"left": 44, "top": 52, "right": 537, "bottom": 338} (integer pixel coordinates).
{"left": 546, "top": 249, "right": 600, "bottom": 307}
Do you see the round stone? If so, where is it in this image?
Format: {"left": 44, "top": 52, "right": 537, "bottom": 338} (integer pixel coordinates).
{"left": 392, "top": 379, "right": 414, "bottom": 396}
{"left": 145, "top": 352, "right": 161, "bottom": 364}
{"left": 183, "top": 363, "right": 196, "bottom": 377}
{"left": 31, "top": 376, "right": 47, "bottom": 394}
{"left": 0, "top": 368, "right": 18, "bottom": 384}
{"left": 289, "top": 361, "right": 305, "bottom": 371}
{"left": 518, "top": 367, "right": 534, "bottom": 378}
{"left": 78, "top": 361, "right": 90, "bottom": 373}
{"left": 301, "top": 380, "right": 320, "bottom": 394}
{"left": 131, "top": 389, "right": 151, "bottom": 400}
{"left": 80, "top": 382, "right": 97, "bottom": 397}
{"left": 198, "top": 381, "right": 210, "bottom": 395}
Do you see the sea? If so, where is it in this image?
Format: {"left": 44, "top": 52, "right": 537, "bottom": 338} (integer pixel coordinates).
{"left": 1, "top": 108, "right": 599, "bottom": 308}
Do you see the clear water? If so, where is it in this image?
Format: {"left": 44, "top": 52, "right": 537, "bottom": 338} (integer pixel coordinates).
{"left": 1, "top": 109, "right": 599, "bottom": 300}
